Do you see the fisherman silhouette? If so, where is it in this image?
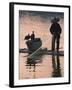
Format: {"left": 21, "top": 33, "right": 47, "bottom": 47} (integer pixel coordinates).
{"left": 50, "top": 17, "right": 62, "bottom": 52}
{"left": 31, "top": 31, "right": 35, "bottom": 40}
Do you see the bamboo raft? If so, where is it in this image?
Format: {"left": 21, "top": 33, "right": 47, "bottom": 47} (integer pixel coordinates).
{"left": 19, "top": 48, "right": 64, "bottom": 59}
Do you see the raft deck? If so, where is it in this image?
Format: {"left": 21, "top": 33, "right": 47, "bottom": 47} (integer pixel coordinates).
{"left": 19, "top": 48, "right": 64, "bottom": 57}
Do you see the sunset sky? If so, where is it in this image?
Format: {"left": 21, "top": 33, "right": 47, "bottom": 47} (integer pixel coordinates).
{"left": 19, "top": 10, "right": 64, "bottom": 50}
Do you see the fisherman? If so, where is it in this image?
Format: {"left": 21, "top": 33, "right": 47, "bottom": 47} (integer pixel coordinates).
{"left": 50, "top": 17, "right": 62, "bottom": 52}
{"left": 31, "top": 31, "right": 35, "bottom": 40}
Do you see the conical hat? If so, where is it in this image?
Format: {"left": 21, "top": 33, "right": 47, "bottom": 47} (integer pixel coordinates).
{"left": 51, "top": 17, "right": 60, "bottom": 23}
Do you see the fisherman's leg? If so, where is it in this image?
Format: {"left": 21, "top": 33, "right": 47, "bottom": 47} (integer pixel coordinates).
{"left": 52, "top": 36, "right": 55, "bottom": 51}
{"left": 56, "top": 37, "right": 60, "bottom": 52}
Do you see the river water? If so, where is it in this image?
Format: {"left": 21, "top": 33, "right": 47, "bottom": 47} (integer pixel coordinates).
{"left": 19, "top": 53, "right": 64, "bottom": 79}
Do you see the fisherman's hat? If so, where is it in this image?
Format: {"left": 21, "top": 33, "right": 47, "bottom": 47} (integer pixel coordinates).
{"left": 51, "top": 17, "right": 60, "bottom": 23}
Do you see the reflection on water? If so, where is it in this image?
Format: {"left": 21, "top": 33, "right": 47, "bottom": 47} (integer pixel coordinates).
{"left": 26, "top": 54, "right": 43, "bottom": 78}
{"left": 19, "top": 52, "right": 64, "bottom": 79}
{"left": 52, "top": 55, "right": 61, "bottom": 77}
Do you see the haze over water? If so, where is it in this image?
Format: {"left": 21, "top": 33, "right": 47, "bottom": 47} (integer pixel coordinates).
{"left": 19, "top": 11, "right": 64, "bottom": 79}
